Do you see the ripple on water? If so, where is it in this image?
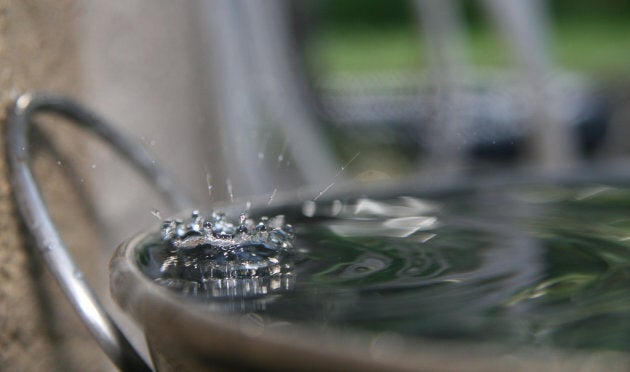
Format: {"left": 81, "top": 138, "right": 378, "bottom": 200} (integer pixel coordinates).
{"left": 136, "top": 187, "right": 630, "bottom": 351}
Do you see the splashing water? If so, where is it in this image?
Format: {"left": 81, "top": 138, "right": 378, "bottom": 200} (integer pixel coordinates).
{"left": 139, "top": 210, "right": 296, "bottom": 298}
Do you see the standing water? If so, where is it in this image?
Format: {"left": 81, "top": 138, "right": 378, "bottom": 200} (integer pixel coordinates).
{"left": 136, "top": 181, "right": 630, "bottom": 352}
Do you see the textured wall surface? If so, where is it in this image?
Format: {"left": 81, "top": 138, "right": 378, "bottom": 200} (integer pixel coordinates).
{"left": 0, "top": 1, "right": 111, "bottom": 370}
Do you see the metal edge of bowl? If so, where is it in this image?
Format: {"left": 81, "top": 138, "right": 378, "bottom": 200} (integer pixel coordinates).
{"left": 109, "top": 187, "right": 630, "bottom": 371}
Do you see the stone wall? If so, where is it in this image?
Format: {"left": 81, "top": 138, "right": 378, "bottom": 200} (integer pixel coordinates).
{"left": 0, "top": 1, "right": 111, "bottom": 370}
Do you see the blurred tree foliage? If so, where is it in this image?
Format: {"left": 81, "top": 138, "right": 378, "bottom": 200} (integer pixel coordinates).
{"left": 549, "top": 0, "right": 630, "bottom": 21}
{"left": 310, "top": 0, "right": 413, "bottom": 29}
{"left": 311, "top": 0, "right": 630, "bottom": 30}
{"left": 304, "top": 0, "right": 630, "bottom": 77}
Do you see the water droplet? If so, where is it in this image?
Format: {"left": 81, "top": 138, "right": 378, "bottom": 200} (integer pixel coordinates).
{"left": 56, "top": 161, "right": 62, "bottom": 166}
{"left": 313, "top": 182, "right": 334, "bottom": 201}
{"left": 268, "top": 188, "right": 277, "bottom": 206}
{"left": 226, "top": 178, "right": 234, "bottom": 203}
{"left": 276, "top": 139, "right": 288, "bottom": 167}
{"left": 150, "top": 139, "right": 157, "bottom": 146}
{"left": 206, "top": 173, "right": 213, "bottom": 201}
{"left": 91, "top": 164, "right": 96, "bottom": 169}
{"left": 302, "top": 200, "right": 316, "bottom": 217}
{"left": 151, "top": 209, "right": 162, "bottom": 220}
{"left": 331, "top": 200, "right": 343, "bottom": 216}
{"left": 334, "top": 152, "right": 360, "bottom": 178}
{"left": 257, "top": 152, "right": 264, "bottom": 160}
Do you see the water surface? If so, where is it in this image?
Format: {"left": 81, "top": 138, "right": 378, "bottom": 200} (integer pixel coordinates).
{"left": 137, "top": 183, "right": 630, "bottom": 351}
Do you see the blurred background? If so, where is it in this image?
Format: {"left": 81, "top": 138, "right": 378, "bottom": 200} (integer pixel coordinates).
{"left": 2, "top": 0, "right": 630, "bottom": 370}
{"left": 82, "top": 0, "right": 630, "bottom": 244}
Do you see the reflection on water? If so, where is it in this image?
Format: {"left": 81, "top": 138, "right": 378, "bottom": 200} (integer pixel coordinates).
{"left": 137, "top": 184, "right": 630, "bottom": 351}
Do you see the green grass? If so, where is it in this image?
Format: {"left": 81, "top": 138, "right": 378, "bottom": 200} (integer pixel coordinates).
{"left": 306, "top": 27, "right": 425, "bottom": 73}
{"left": 554, "top": 21, "right": 630, "bottom": 77}
{"left": 307, "top": 19, "right": 630, "bottom": 80}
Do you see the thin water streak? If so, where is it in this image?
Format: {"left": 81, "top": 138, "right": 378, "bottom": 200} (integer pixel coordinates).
{"left": 226, "top": 177, "right": 234, "bottom": 203}
{"left": 276, "top": 139, "right": 288, "bottom": 168}
{"left": 206, "top": 172, "right": 213, "bottom": 201}
{"left": 313, "top": 152, "right": 360, "bottom": 201}
{"left": 268, "top": 188, "right": 278, "bottom": 205}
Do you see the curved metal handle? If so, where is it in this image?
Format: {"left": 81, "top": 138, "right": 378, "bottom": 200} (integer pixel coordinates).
{"left": 5, "top": 92, "right": 193, "bottom": 371}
